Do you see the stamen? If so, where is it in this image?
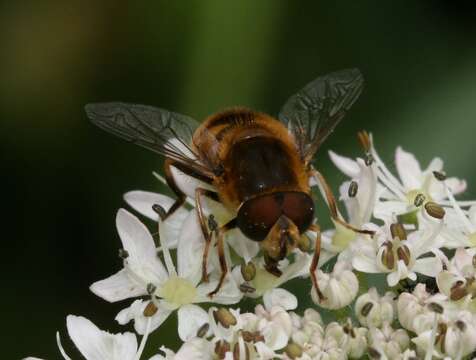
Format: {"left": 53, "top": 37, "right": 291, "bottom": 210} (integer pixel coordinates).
{"left": 370, "top": 144, "right": 406, "bottom": 197}
{"left": 424, "top": 202, "right": 445, "bottom": 219}
{"left": 143, "top": 301, "right": 158, "bottom": 317}
{"left": 213, "top": 308, "right": 237, "bottom": 328}
{"left": 433, "top": 171, "right": 447, "bottom": 181}
{"left": 56, "top": 332, "right": 72, "bottom": 360}
{"left": 414, "top": 193, "right": 426, "bottom": 207}
{"left": 134, "top": 317, "right": 152, "bottom": 360}
{"left": 390, "top": 223, "right": 407, "bottom": 240}
{"left": 240, "top": 262, "right": 256, "bottom": 281}
{"left": 348, "top": 181, "right": 358, "bottom": 197}
{"left": 361, "top": 302, "right": 374, "bottom": 317}
{"left": 239, "top": 282, "right": 256, "bottom": 294}
{"left": 146, "top": 283, "right": 157, "bottom": 295}
{"left": 196, "top": 323, "right": 209, "bottom": 338}
{"left": 367, "top": 347, "right": 381, "bottom": 359}
{"left": 157, "top": 217, "right": 177, "bottom": 277}
{"left": 397, "top": 245, "right": 411, "bottom": 266}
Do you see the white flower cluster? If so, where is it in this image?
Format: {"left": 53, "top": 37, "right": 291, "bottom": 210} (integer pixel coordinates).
{"left": 24, "top": 133, "right": 476, "bottom": 359}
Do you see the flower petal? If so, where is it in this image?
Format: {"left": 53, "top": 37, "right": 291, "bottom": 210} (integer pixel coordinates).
{"left": 90, "top": 269, "right": 145, "bottom": 302}
{"left": 177, "top": 212, "right": 205, "bottom": 285}
{"left": 67, "top": 315, "right": 137, "bottom": 360}
{"left": 117, "top": 209, "right": 168, "bottom": 283}
{"left": 329, "top": 151, "right": 361, "bottom": 178}
{"left": 395, "top": 147, "right": 422, "bottom": 190}
{"left": 177, "top": 304, "right": 209, "bottom": 341}
{"left": 263, "top": 288, "right": 297, "bottom": 310}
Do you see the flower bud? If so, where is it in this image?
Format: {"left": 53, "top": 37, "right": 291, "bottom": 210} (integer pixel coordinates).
{"left": 312, "top": 261, "right": 359, "bottom": 310}
{"left": 284, "top": 343, "right": 303, "bottom": 359}
{"left": 355, "top": 288, "right": 395, "bottom": 328}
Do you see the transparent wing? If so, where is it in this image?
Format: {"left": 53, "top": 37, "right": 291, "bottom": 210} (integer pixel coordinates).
{"left": 85, "top": 102, "right": 213, "bottom": 176}
{"left": 278, "top": 68, "right": 364, "bottom": 163}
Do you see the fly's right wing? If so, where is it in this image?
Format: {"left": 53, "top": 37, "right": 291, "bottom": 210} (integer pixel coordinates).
{"left": 85, "top": 102, "right": 215, "bottom": 178}
{"left": 279, "top": 69, "right": 364, "bottom": 165}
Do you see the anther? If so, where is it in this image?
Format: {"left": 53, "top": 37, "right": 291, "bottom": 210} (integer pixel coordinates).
{"left": 196, "top": 323, "right": 209, "bottom": 338}
{"left": 424, "top": 202, "right": 446, "bottom": 219}
{"left": 348, "top": 181, "right": 358, "bottom": 198}
{"left": 381, "top": 242, "right": 395, "bottom": 270}
{"left": 146, "top": 283, "right": 157, "bottom": 295}
{"left": 397, "top": 245, "right": 411, "bottom": 266}
{"left": 414, "top": 193, "right": 426, "bottom": 207}
{"left": 241, "top": 330, "right": 264, "bottom": 343}
{"left": 450, "top": 281, "right": 468, "bottom": 301}
{"left": 365, "top": 153, "right": 374, "bottom": 166}
{"left": 241, "top": 262, "right": 256, "bottom": 281}
{"left": 284, "top": 343, "right": 303, "bottom": 359}
{"left": 213, "top": 308, "right": 237, "bottom": 329}
{"left": 433, "top": 171, "right": 447, "bottom": 181}
{"left": 214, "top": 340, "right": 230, "bottom": 359}
{"left": 233, "top": 341, "right": 249, "bottom": 360}
{"left": 390, "top": 223, "right": 407, "bottom": 240}
{"left": 152, "top": 204, "right": 167, "bottom": 220}
{"left": 118, "top": 248, "right": 129, "bottom": 259}
{"left": 472, "top": 254, "right": 476, "bottom": 268}
{"left": 343, "top": 319, "right": 356, "bottom": 338}
{"left": 239, "top": 283, "right": 256, "bottom": 294}
{"left": 361, "top": 302, "right": 374, "bottom": 317}
{"left": 143, "top": 301, "right": 158, "bottom": 317}
{"left": 357, "top": 130, "right": 371, "bottom": 152}
{"left": 428, "top": 302, "right": 444, "bottom": 314}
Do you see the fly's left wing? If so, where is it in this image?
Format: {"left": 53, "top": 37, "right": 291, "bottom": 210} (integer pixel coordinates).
{"left": 278, "top": 69, "right": 364, "bottom": 165}
{"left": 85, "top": 102, "right": 214, "bottom": 178}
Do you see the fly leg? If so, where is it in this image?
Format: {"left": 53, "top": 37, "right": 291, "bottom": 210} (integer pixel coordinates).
{"left": 208, "top": 219, "right": 236, "bottom": 298}
{"left": 311, "top": 169, "right": 374, "bottom": 236}
{"left": 309, "top": 223, "right": 325, "bottom": 301}
{"left": 195, "top": 188, "right": 220, "bottom": 282}
{"left": 163, "top": 159, "right": 214, "bottom": 219}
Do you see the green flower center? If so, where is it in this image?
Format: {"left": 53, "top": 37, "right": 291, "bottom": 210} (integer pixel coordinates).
{"left": 159, "top": 276, "right": 196, "bottom": 306}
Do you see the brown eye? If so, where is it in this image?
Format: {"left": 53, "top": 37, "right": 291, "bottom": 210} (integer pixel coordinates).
{"left": 237, "top": 194, "right": 281, "bottom": 241}
{"left": 236, "top": 192, "right": 314, "bottom": 241}
{"left": 282, "top": 192, "right": 314, "bottom": 233}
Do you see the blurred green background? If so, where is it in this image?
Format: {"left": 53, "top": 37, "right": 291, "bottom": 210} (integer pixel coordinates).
{"left": 3, "top": 0, "right": 476, "bottom": 358}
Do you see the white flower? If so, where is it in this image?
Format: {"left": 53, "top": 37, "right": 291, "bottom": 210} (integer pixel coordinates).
{"left": 231, "top": 250, "right": 330, "bottom": 298}
{"left": 354, "top": 288, "right": 395, "bottom": 328}
{"left": 25, "top": 315, "right": 152, "bottom": 360}
{"left": 412, "top": 305, "right": 476, "bottom": 359}
{"left": 368, "top": 322, "right": 410, "bottom": 359}
{"left": 325, "top": 320, "right": 368, "bottom": 359}
{"left": 397, "top": 283, "right": 447, "bottom": 332}
{"left": 311, "top": 260, "right": 359, "bottom": 309}
{"left": 353, "top": 221, "right": 443, "bottom": 286}
{"left": 323, "top": 151, "right": 378, "bottom": 257}
{"left": 372, "top": 145, "right": 467, "bottom": 222}
{"left": 90, "top": 209, "right": 241, "bottom": 338}
{"left": 437, "top": 247, "right": 476, "bottom": 309}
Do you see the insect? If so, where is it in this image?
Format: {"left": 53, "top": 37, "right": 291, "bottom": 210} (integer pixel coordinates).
{"left": 85, "top": 68, "right": 373, "bottom": 299}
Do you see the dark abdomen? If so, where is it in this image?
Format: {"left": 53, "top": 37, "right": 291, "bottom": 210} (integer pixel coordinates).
{"left": 224, "top": 136, "right": 298, "bottom": 201}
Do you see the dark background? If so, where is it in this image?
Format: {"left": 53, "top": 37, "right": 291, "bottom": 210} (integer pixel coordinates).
{"left": 3, "top": 1, "right": 476, "bottom": 358}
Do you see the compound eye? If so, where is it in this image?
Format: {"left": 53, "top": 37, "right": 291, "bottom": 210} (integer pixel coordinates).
{"left": 282, "top": 192, "right": 315, "bottom": 233}
{"left": 237, "top": 194, "right": 281, "bottom": 241}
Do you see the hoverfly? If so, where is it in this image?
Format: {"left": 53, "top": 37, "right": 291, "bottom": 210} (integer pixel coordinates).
{"left": 85, "top": 69, "right": 372, "bottom": 299}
